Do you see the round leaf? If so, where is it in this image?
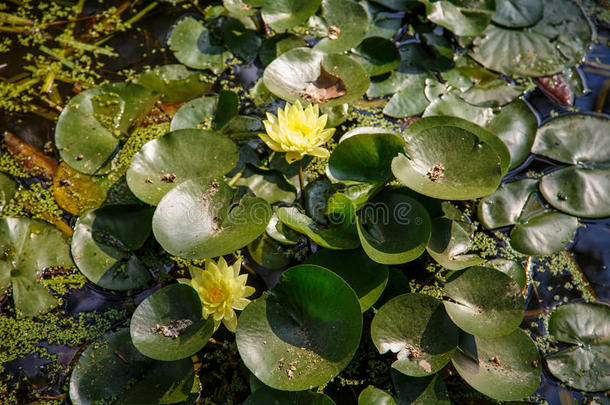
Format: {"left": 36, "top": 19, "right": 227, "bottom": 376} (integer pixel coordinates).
{"left": 443, "top": 266, "right": 525, "bottom": 338}
{"left": 327, "top": 127, "right": 405, "bottom": 184}
{"left": 358, "top": 386, "right": 396, "bottom": 405}
{"left": 169, "top": 96, "right": 217, "bottom": 131}
{"left": 169, "top": 17, "right": 230, "bottom": 74}
{"left": 71, "top": 205, "right": 153, "bottom": 290}
{"left": 492, "top": 0, "right": 543, "bottom": 28}
{"left": 153, "top": 178, "right": 271, "bottom": 259}
{"left": 130, "top": 284, "right": 214, "bottom": 361}
{"left": 372, "top": 293, "right": 458, "bottom": 376}
{"left": 53, "top": 162, "right": 111, "bottom": 216}
{"left": 244, "top": 386, "right": 336, "bottom": 404}
{"left": 477, "top": 178, "right": 539, "bottom": 229}
{"left": 126, "top": 129, "right": 238, "bottom": 205}
{"left": 262, "top": 0, "right": 322, "bottom": 32}
{"left": 304, "top": 248, "right": 388, "bottom": 311}
{"left": 236, "top": 265, "right": 362, "bottom": 390}
{"left": 426, "top": 215, "right": 483, "bottom": 271}
{"left": 135, "top": 65, "right": 213, "bottom": 102}
{"left": 485, "top": 258, "right": 527, "bottom": 291}
{"left": 263, "top": 47, "right": 370, "bottom": 106}
{"left": 391, "top": 371, "right": 451, "bottom": 405}
{"left": 70, "top": 328, "right": 194, "bottom": 404}
{"left": 259, "top": 34, "right": 307, "bottom": 66}
{"left": 509, "top": 211, "right": 579, "bottom": 256}
{"left": 351, "top": 37, "right": 401, "bottom": 77}
{"left": 314, "top": 0, "right": 368, "bottom": 54}
{"left": 357, "top": 188, "right": 431, "bottom": 265}
{"left": 451, "top": 329, "right": 541, "bottom": 401}
{"left": 0, "top": 217, "right": 72, "bottom": 316}
{"left": 546, "top": 302, "right": 610, "bottom": 391}
{"left": 420, "top": 0, "right": 495, "bottom": 36}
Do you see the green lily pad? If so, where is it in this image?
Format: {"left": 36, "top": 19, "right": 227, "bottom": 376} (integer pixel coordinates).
{"left": 314, "top": 0, "right": 368, "bottom": 54}
{"left": 383, "top": 82, "right": 429, "bottom": 118}
{"left": 510, "top": 211, "right": 579, "bottom": 256}
{"left": 212, "top": 90, "right": 239, "bottom": 131}
{"left": 276, "top": 205, "right": 359, "bottom": 250}
{"left": 327, "top": 127, "right": 405, "bottom": 184}
{"left": 426, "top": 203, "right": 483, "bottom": 270}
{"left": 263, "top": 47, "right": 370, "bottom": 106}
{"left": 372, "top": 293, "right": 458, "bottom": 376}
{"left": 304, "top": 248, "right": 388, "bottom": 311}
{"left": 126, "top": 129, "right": 238, "bottom": 206}
{"left": 351, "top": 37, "right": 401, "bottom": 77}
{"left": 443, "top": 266, "right": 524, "bottom": 338}
{"left": 69, "top": 328, "right": 194, "bottom": 404}
{"left": 369, "top": 0, "right": 418, "bottom": 10}
{"left": 169, "top": 96, "right": 217, "bottom": 131}
{"left": 236, "top": 265, "right": 362, "bottom": 390}
{"left": 266, "top": 213, "right": 300, "bottom": 245}
{"left": 391, "top": 370, "right": 451, "bottom": 405}
{"left": 533, "top": 114, "right": 610, "bottom": 218}
{"left": 420, "top": 0, "right": 495, "bottom": 36}
{"left": 0, "top": 173, "right": 16, "bottom": 210}
{"left": 478, "top": 178, "right": 539, "bottom": 229}
{"left": 451, "top": 329, "right": 541, "bottom": 401}
{"left": 169, "top": 17, "right": 231, "bottom": 74}
{"left": 358, "top": 386, "right": 396, "bottom": 405}
{"left": 469, "top": 0, "right": 592, "bottom": 77}
{"left": 362, "top": 2, "right": 403, "bottom": 39}
{"left": 223, "top": 0, "right": 262, "bottom": 17}
{"left": 546, "top": 302, "right": 610, "bottom": 392}
{"left": 130, "top": 284, "right": 214, "bottom": 361}
{"left": 153, "top": 178, "right": 272, "bottom": 259}
{"left": 391, "top": 117, "right": 505, "bottom": 200}
{"left": 235, "top": 164, "right": 297, "bottom": 204}
{"left": 102, "top": 82, "right": 161, "bottom": 138}
{"left": 485, "top": 258, "right": 527, "bottom": 291}
{"left": 261, "top": 0, "right": 322, "bottom": 32}
{"left": 221, "top": 17, "right": 262, "bottom": 60}
{"left": 357, "top": 188, "right": 431, "bottom": 265}
{"left": 423, "top": 91, "right": 495, "bottom": 127}
{"left": 244, "top": 386, "right": 336, "bottom": 404}
{"left": 259, "top": 34, "right": 307, "bottom": 66}
{"left": 492, "top": 0, "right": 543, "bottom": 28}
{"left": 248, "top": 234, "right": 292, "bottom": 269}
{"left": 135, "top": 64, "right": 213, "bottom": 102}
{"left": 0, "top": 217, "right": 72, "bottom": 316}
{"left": 55, "top": 89, "right": 120, "bottom": 175}
{"left": 72, "top": 205, "right": 153, "bottom": 291}
{"left": 487, "top": 99, "right": 537, "bottom": 170}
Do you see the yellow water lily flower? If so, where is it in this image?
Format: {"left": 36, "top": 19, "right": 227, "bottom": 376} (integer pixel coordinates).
{"left": 259, "top": 100, "right": 335, "bottom": 163}
{"left": 180, "top": 257, "right": 255, "bottom": 332}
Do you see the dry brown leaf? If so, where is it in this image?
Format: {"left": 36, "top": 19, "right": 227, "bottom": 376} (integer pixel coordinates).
{"left": 3, "top": 131, "right": 58, "bottom": 180}
{"left": 301, "top": 64, "right": 346, "bottom": 104}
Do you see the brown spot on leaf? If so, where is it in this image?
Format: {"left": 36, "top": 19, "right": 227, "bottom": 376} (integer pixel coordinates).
{"left": 536, "top": 74, "right": 573, "bottom": 106}
{"left": 161, "top": 173, "right": 177, "bottom": 183}
{"left": 150, "top": 319, "right": 193, "bottom": 338}
{"left": 301, "top": 64, "right": 346, "bottom": 104}
{"left": 419, "top": 359, "right": 432, "bottom": 373}
{"left": 427, "top": 163, "right": 445, "bottom": 182}
{"left": 328, "top": 25, "right": 341, "bottom": 40}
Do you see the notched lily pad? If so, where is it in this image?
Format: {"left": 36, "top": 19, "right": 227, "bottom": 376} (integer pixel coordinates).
{"left": 236, "top": 265, "right": 362, "bottom": 391}
{"left": 71, "top": 205, "right": 154, "bottom": 291}
{"left": 135, "top": 64, "right": 213, "bottom": 102}
{"left": 261, "top": 0, "right": 322, "bottom": 32}
{"left": 153, "top": 177, "right": 272, "bottom": 259}
{"left": 0, "top": 217, "right": 72, "bottom": 316}
{"left": 314, "top": 0, "right": 368, "bottom": 54}
{"left": 371, "top": 293, "right": 458, "bottom": 376}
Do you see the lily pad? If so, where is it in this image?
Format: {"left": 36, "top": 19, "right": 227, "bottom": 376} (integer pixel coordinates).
{"left": 153, "top": 178, "right": 272, "bottom": 259}
{"left": 451, "top": 329, "right": 541, "bottom": 401}
{"left": 69, "top": 328, "right": 194, "bottom": 404}
{"left": 533, "top": 114, "right": 610, "bottom": 218}
{"left": 420, "top": 0, "right": 495, "bottom": 36}
{"left": 469, "top": 0, "right": 592, "bottom": 77}
{"left": 358, "top": 386, "right": 396, "bottom": 405}
{"left": 485, "top": 258, "right": 527, "bottom": 291}
{"left": 169, "top": 96, "right": 217, "bottom": 131}
{"left": 357, "top": 188, "right": 431, "bottom": 265}
{"left": 391, "top": 117, "right": 505, "bottom": 200}
{"left": 371, "top": 293, "right": 458, "bottom": 376}
{"left": 263, "top": 47, "right": 370, "bottom": 106}
{"left": 327, "top": 127, "right": 405, "bottom": 184}
{"left": 71, "top": 205, "right": 153, "bottom": 290}
{"left": 443, "top": 266, "right": 525, "bottom": 338}
{"left": 169, "top": 17, "right": 231, "bottom": 74}
{"left": 304, "top": 248, "right": 388, "bottom": 311}
{"left": 0, "top": 173, "right": 17, "bottom": 210}
{"left": 236, "top": 265, "right": 362, "bottom": 390}
{"left": 546, "top": 302, "right": 610, "bottom": 392}
{"left": 248, "top": 234, "right": 292, "bottom": 269}
{"left": 244, "top": 386, "right": 336, "bottom": 404}
{"left": 135, "top": 64, "right": 213, "bottom": 102}
{"left": 53, "top": 162, "right": 111, "bottom": 216}
{"left": 276, "top": 205, "right": 359, "bottom": 250}
{"left": 130, "top": 284, "right": 214, "bottom": 361}
{"left": 492, "top": 0, "right": 543, "bottom": 28}
{"left": 510, "top": 210, "right": 579, "bottom": 256}
{"left": 426, "top": 203, "right": 483, "bottom": 270}
{"left": 220, "top": 17, "right": 262, "bottom": 60}
{"left": 259, "top": 34, "right": 307, "bottom": 66}
{"left": 266, "top": 213, "right": 300, "bottom": 245}
{"left": 55, "top": 89, "right": 119, "bottom": 175}
{"left": 126, "top": 129, "right": 238, "bottom": 206}
{"left": 314, "top": 0, "right": 368, "bottom": 54}
{"left": 351, "top": 37, "right": 401, "bottom": 77}
{"left": 235, "top": 164, "right": 297, "bottom": 204}
{"left": 261, "top": 0, "right": 322, "bottom": 32}
{"left": 391, "top": 370, "right": 451, "bottom": 404}
{"left": 0, "top": 217, "right": 72, "bottom": 316}
{"left": 478, "top": 178, "right": 539, "bottom": 229}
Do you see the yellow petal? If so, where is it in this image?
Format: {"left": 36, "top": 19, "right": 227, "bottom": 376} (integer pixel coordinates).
{"left": 308, "top": 146, "right": 330, "bottom": 158}
{"left": 285, "top": 151, "right": 303, "bottom": 163}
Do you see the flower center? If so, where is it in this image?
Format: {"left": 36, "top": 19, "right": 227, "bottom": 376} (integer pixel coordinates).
{"left": 208, "top": 286, "right": 226, "bottom": 304}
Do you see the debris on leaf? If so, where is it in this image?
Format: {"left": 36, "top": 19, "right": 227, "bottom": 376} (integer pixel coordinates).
{"left": 150, "top": 319, "right": 194, "bottom": 338}
{"left": 328, "top": 25, "right": 341, "bottom": 40}
{"left": 427, "top": 163, "right": 445, "bottom": 182}
{"left": 301, "top": 64, "right": 346, "bottom": 104}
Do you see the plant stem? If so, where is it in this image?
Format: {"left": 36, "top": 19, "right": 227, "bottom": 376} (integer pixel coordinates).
{"left": 297, "top": 159, "right": 306, "bottom": 207}
{"left": 227, "top": 167, "right": 245, "bottom": 187}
